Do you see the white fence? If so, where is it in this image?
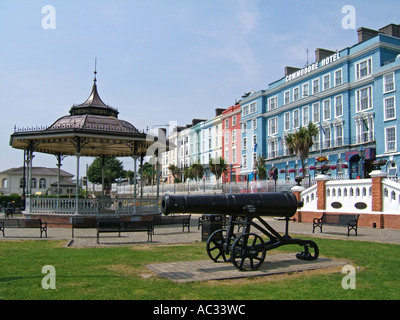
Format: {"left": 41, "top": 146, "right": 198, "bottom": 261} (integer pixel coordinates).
{"left": 301, "top": 175, "right": 400, "bottom": 215}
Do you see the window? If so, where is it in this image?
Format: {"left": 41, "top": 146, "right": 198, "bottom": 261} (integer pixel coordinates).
{"left": 19, "top": 178, "right": 26, "bottom": 188}
{"left": 323, "top": 74, "right": 330, "bottom": 90}
{"left": 31, "top": 178, "right": 37, "bottom": 189}
{"left": 243, "top": 155, "right": 247, "bottom": 168}
{"left": 323, "top": 126, "right": 331, "bottom": 148}
{"left": 293, "top": 87, "right": 299, "bottom": 101}
{"left": 302, "top": 106, "right": 309, "bottom": 126}
{"left": 250, "top": 102, "right": 257, "bottom": 113}
{"left": 232, "top": 147, "right": 237, "bottom": 163}
{"left": 356, "top": 117, "right": 374, "bottom": 143}
{"left": 232, "top": 129, "right": 236, "bottom": 142}
{"left": 243, "top": 137, "right": 247, "bottom": 150}
{"left": 225, "top": 132, "right": 229, "bottom": 145}
{"left": 284, "top": 91, "right": 290, "bottom": 104}
{"left": 225, "top": 148, "right": 229, "bottom": 162}
{"left": 302, "top": 83, "right": 309, "bottom": 97}
{"left": 384, "top": 96, "right": 396, "bottom": 121}
{"left": 269, "top": 140, "right": 278, "bottom": 158}
{"left": 334, "top": 95, "right": 343, "bottom": 117}
{"left": 293, "top": 110, "right": 300, "bottom": 128}
{"left": 335, "top": 69, "right": 342, "bottom": 86}
{"left": 334, "top": 124, "right": 343, "bottom": 147}
{"left": 232, "top": 116, "right": 237, "bottom": 126}
{"left": 312, "top": 79, "right": 320, "bottom": 94}
{"left": 252, "top": 135, "right": 257, "bottom": 148}
{"left": 243, "top": 122, "right": 247, "bottom": 132}
{"left": 384, "top": 73, "right": 395, "bottom": 93}
{"left": 268, "top": 96, "right": 278, "bottom": 111}
{"left": 356, "top": 86, "right": 373, "bottom": 112}
{"left": 252, "top": 119, "right": 257, "bottom": 130}
{"left": 39, "top": 178, "right": 46, "bottom": 189}
{"left": 312, "top": 102, "right": 320, "bottom": 123}
{"left": 284, "top": 112, "right": 290, "bottom": 131}
{"left": 356, "top": 57, "right": 372, "bottom": 80}
{"left": 323, "top": 99, "right": 331, "bottom": 121}
{"left": 225, "top": 119, "right": 229, "bottom": 129}
{"left": 268, "top": 117, "right": 278, "bottom": 135}
{"left": 386, "top": 127, "right": 396, "bottom": 152}
{"left": 243, "top": 105, "right": 249, "bottom": 116}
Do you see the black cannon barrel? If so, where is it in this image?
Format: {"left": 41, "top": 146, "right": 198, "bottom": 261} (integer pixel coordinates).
{"left": 161, "top": 192, "right": 302, "bottom": 218}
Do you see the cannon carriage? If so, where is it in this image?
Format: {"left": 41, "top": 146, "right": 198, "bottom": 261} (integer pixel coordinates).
{"left": 161, "top": 192, "right": 319, "bottom": 271}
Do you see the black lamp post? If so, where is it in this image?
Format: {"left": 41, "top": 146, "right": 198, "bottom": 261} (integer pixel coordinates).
{"left": 358, "top": 147, "right": 366, "bottom": 179}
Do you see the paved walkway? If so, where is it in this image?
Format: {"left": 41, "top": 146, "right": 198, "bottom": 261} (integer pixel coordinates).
{"left": 1, "top": 215, "right": 400, "bottom": 246}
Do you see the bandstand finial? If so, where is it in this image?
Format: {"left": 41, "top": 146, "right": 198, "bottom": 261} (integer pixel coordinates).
{"left": 94, "top": 58, "right": 97, "bottom": 83}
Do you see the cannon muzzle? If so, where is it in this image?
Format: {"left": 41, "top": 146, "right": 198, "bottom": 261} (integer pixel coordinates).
{"left": 161, "top": 192, "right": 302, "bottom": 218}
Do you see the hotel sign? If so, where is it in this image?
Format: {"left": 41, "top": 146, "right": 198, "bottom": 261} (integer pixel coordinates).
{"left": 285, "top": 52, "right": 341, "bottom": 83}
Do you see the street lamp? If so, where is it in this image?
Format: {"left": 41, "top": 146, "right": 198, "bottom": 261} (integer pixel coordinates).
{"left": 358, "top": 147, "right": 366, "bottom": 179}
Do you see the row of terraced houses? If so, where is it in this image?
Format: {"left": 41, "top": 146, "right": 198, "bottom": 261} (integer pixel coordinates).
{"left": 161, "top": 24, "right": 400, "bottom": 185}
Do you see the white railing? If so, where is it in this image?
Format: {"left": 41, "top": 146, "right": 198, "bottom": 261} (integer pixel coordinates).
{"left": 300, "top": 175, "right": 400, "bottom": 215}
{"left": 325, "top": 179, "right": 372, "bottom": 213}
{"left": 27, "top": 197, "right": 159, "bottom": 215}
{"left": 300, "top": 183, "right": 318, "bottom": 211}
{"left": 382, "top": 179, "right": 400, "bottom": 213}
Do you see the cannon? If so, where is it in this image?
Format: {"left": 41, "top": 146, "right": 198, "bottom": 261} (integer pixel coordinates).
{"left": 161, "top": 192, "right": 319, "bottom": 271}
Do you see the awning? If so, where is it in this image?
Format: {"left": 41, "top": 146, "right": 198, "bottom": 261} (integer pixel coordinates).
{"left": 346, "top": 148, "right": 376, "bottom": 161}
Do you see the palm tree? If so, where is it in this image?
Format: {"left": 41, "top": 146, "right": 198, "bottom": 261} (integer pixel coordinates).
{"left": 168, "top": 164, "right": 180, "bottom": 183}
{"left": 209, "top": 157, "right": 227, "bottom": 183}
{"left": 284, "top": 122, "right": 318, "bottom": 178}
{"left": 190, "top": 162, "right": 204, "bottom": 181}
{"left": 255, "top": 155, "right": 267, "bottom": 180}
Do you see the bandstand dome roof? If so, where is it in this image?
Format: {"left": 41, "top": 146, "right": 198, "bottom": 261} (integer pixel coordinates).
{"left": 10, "top": 72, "right": 166, "bottom": 157}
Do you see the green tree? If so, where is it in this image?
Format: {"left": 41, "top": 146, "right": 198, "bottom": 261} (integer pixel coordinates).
{"left": 168, "top": 164, "right": 180, "bottom": 183}
{"left": 190, "top": 162, "right": 204, "bottom": 181}
{"left": 125, "top": 170, "right": 134, "bottom": 185}
{"left": 284, "top": 122, "right": 319, "bottom": 178}
{"left": 255, "top": 156, "right": 267, "bottom": 180}
{"left": 209, "top": 157, "right": 227, "bottom": 183}
{"left": 139, "top": 162, "right": 154, "bottom": 185}
{"left": 87, "top": 157, "right": 126, "bottom": 190}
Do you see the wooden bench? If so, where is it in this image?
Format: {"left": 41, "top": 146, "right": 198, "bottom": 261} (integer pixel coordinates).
{"left": 0, "top": 218, "right": 48, "bottom": 238}
{"left": 313, "top": 213, "right": 360, "bottom": 236}
{"left": 96, "top": 217, "right": 153, "bottom": 244}
{"left": 71, "top": 216, "right": 97, "bottom": 238}
{"left": 153, "top": 214, "right": 191, "bottom": 233}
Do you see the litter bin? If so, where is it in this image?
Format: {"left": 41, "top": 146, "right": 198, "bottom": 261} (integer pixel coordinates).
{"left": 201, "top": 214, "right": 223, "bottom": 242}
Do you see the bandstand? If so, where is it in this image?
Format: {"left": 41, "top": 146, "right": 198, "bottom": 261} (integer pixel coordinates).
{"left": 9, "top": 70, "right": 169, "bottom": 217}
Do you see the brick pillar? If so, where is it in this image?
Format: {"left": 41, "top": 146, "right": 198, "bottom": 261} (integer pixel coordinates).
{"left": 370, "top": 170, "right": 387, "bottom": 212}
{"left": 316, "top": 174, "right": 330, "bottom": 211}
{"left": 291, "top": 185, "right": 305, "bottom": 222}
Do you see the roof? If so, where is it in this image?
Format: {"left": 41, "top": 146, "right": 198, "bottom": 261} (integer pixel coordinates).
{"left": 0, "top": 166, "right": 74, "bottom": 177}
{"left": 9, "top": 72, "right": 167, "bottom": 157}
{"left": 68, "top": 79, "right": 119, "bottom": 118}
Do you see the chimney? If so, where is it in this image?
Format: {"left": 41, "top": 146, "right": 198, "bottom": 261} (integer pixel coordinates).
{"left": 285, "top": 66, "right": 301, "bottom": 76}
{"left": 357, "top": 27, "right": 379, "bottom": 43}
{"left": 315, "top": 48, "right": 336, "bottom": 62}
{"left": 379, "top": 23, "right": 400, "bottom": 39}
{"left": 215, "top": 108, "right": 226, "bottom": 117}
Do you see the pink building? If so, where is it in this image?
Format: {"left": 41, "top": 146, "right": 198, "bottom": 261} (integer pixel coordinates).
{"left": 221, "top": 103, "right": 242, "bottom": 183}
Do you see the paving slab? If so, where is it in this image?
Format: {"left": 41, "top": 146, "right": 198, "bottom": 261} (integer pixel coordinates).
{"left": 146, "top": 253, "right": 348, "bottom": 283}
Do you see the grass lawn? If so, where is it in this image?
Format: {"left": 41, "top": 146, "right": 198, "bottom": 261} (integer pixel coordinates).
{"left": 0, "top": 236, "right": 399, "bottom": 300}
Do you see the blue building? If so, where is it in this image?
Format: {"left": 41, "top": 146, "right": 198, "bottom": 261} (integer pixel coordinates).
{"left": 240, "top": 24, "right": 400, "bottom": 181}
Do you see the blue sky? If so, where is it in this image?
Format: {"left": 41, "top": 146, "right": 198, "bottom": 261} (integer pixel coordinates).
{"left": 0, "top": 0, "right": 399, "bottom": 175}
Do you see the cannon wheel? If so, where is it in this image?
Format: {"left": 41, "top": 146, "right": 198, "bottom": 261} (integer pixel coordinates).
{"left": 296, "top": 241, "right": 319, "bottom": 261}
{"left": 230, "top": 233, "right": 266, "bottom": 271}
{"left": 206, "top": 229, "right": 236, "bottom": 263}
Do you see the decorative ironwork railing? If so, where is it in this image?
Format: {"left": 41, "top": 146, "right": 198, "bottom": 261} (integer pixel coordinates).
{"left": 27, "top": 197, "right": 159, "bottom": 215}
